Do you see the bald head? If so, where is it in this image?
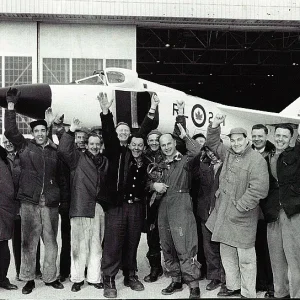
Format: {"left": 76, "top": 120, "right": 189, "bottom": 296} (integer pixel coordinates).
{"left": 159, "top": 133, "right": 176, "bottom": 159}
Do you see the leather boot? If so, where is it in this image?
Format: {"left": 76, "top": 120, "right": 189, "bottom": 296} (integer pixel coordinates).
{"left": 124, "top": 270, "right": 144, "bottom": 291}
{"left": 103, "top": 276, "right": 117, "bottom": 298}
{"left": 144, "top": 254, "right": 163, "bottom": 283}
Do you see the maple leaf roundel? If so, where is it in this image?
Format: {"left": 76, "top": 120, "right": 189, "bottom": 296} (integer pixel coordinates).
{"left": 191, "top": 104, "right": 206, "bottom": 127}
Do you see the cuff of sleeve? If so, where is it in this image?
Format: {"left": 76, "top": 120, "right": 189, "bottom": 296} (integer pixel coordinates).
{"left": 67, "top": 130, "right": 75, "bottom": 137}
{"left": 236, "top": 201, "right": 249, "bottom": 212}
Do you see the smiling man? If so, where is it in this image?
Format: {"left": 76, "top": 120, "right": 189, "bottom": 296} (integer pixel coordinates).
{"left": 251, "top": 124, "right": 275, "bottom": 298}
{"left": 260, "top": 123, "right": 300, "bottom": 298}
{"left": 205, "top": 114, "right": 269, "bottom": 298}
{"left": 58, "top": 118, "right": 108, "bottom": 293}
{"left": 4, "top": 88, "right": 64, "bottom": 295}
{"left": 98, "top": 92, "right": 159, "bottom": 298}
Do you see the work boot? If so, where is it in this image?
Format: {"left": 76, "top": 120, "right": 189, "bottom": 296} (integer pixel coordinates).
{"left": 22, "top": 280, "right": 35, "bottom": 295}
{"left": 144, "top": 254, "right": 163, "bottom": 282}
{"left": 206, "top": 279, "right": 222, "bottom": 291}
{"left": 103, "top": 276, "right": 117, "bottom": 298}
{"left": 189, "top": 287, "right": 201, "bottom": 299}
{"left": 162, "top": 281, "right": 183, "bottom": 295}
{"left": 124, "top": 271, "right": 144, "bottom": 291}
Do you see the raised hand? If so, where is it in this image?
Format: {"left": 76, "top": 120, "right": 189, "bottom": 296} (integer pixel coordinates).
{"left": 176, "top": 99, "right": 185, "bottom": 115}
{"left": 150, "top": 92, "right": 160, "bottom": 109}
{"left": 70, "top": 118, "right": 81, "bottom": 132}
{"left": 212, "top": 114, "right": 226, "bottom": 128}
{"left": 45, "top": 107, "right": 58, "bottom": 127}
{"left": 97, "top": 92, "right": 114, "bottom": 114}
{"left": 177, "top": 123, "right": 188, "bottom": 139}
{"left": 6, "top": 87, "right": 21, "bottom": 105}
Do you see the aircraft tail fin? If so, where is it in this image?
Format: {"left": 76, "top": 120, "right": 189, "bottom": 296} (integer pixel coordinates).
{"left": 280, "top": 97, "right": 300, "bottom": 117}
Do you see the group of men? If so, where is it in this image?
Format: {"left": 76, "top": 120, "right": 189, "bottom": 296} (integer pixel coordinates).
{"left": 1, "top": 86, "right": 300, "bottom": 299}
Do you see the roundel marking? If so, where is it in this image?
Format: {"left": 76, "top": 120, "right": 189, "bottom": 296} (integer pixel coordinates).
{"left": 191, "top": 104, "right": 206, "bottom": 128}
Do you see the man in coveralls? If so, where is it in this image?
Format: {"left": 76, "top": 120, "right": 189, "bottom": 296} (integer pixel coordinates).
{"left": 152, "top": 100, "right": 202, "bottom": 299}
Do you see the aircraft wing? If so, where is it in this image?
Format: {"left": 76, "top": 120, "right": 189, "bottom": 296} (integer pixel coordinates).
{"left": 218, "top": 104, "right": 300, "bottom": 126}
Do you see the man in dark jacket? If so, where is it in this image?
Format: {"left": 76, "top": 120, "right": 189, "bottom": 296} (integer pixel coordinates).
{"left": 190, "top": 146, "right": 225, "bottom": 292}
{"left": 58, "top": 117, "right": 108, "bottom": 293}
{"left": 4, "top": 88, "right": 64, "bottom": 295}
{"left": 260, "top": 123, "right": 300, "bottom": 298}
{"left": 0, "top": 145, "right": 18, "bottom": 291}
{"left": 143, "top": 129, "right": 164, "bottom": 283}
{"left": 98, "top": 91, "right": 159, "bottom": 298}
{"left": 251, "top": 124, "right": 275, "bottom": 298}
{"left": 152, "top": 100, "right": 202, "bottom": 299}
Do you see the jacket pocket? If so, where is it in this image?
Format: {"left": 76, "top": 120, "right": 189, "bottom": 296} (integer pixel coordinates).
{"left": 227, "top": 202, "right": 253, "bottom": 227}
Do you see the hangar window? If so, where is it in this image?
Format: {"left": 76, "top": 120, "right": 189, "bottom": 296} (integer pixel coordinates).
{"left": 72, "top": 58, "right": 103, "bottom": 82}
{"left": 4, "top": 56, "right": 33, "bottom": 134}
{"left": 106, "top": 59, "right": 132, "bottom": 69}
{"left": 43, "top": 58, "right": 69, "bottom": 84}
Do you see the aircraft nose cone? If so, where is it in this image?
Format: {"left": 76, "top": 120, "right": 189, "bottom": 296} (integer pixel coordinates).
{"left": 0, "top": 84, "right": 52, "bottom": 119}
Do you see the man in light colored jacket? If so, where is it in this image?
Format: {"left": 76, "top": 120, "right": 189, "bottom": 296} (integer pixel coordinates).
{"left": 205, "top": 114, "right": 269, "bottom": 298}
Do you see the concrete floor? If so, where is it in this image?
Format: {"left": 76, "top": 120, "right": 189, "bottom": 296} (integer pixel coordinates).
{"left": 1, "top": 221, "right": 267, "bottom": 299}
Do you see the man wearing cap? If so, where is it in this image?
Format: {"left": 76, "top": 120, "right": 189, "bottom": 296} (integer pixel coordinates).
{"left": 251, "top": 124, "right": 275, "bottom": 298}
{"left": 143, "top": 129, "right": 164, "bottom": 283}
{"left": 192, "top": 133, "right": 206, "bottom": 149}
{"left": 98, "top": 91, "right": 159, "bottom": 298}
{"left": 4, "top": 88, "right": 64, "bottom": 294}
{"left": 260, "top": 123, "right": 300, "bottom": 298}
{"left": 205, "top": 114, "right": 269, "bottom": 298}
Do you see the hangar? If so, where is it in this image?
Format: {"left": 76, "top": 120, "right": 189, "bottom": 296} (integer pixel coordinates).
{"left": 1, "top": 0, "right": 300, "bottom": 134}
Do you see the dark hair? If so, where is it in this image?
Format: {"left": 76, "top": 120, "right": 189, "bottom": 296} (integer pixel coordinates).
{"left": 275, "top": 123, "right": 294, "bottom": 137}
{"left": 85, "top": 133, "right": 103, "bottom": 144}
{"left": 128, "top": 132, "right": 145, "bottom": 146}
{"left": 192, "top": 133, "right": 206, "bottom": 140}
{"left": 252, "top": 124, "right": 268, "bottom": 134}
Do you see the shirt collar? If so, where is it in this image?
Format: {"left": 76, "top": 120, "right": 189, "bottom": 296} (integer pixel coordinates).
{"left": 165, "top": 151, "right": 183, "bottom": 163}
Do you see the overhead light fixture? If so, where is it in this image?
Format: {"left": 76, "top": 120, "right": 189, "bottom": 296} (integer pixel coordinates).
{"left": 165, "top": 43, "right": 170, "bottom": 48}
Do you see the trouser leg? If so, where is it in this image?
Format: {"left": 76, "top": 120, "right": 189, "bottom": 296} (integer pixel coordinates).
{"left": 122, "top": 203, "right": 143, "bottom": 273}
{"left": 12, "top": 217, "right": 21, "bottom": 276}
{"left": 70, "top": 217, "right": 89, "bottom": 283}
{"left": 195, "top": 217, "right": 207, "bottom": 277}
{"left": 41, "top": 206, "right": 59, "bottom": 283}
{"left": 158, "top": 198, "right": 181, "bottom": 282}
{"left": 59, "top": 212, "right": 71, "bottom": 278}
{"left": 267, "top": 217, "right": 289, "bottom": 298}
{"left": 237, "top": 247, "right": 257, "bottom": 298}
{"left": 102, "top": 206, "right": 126, "bottom": 278}
{"left": 201, "top": 222, "right": 225, "bottom": 282}
{"left": 280, "top": 210, "right": 300, "bottom": 298}
{"left": 86, "top": 203, "right": 105, "bottom": 283}
{"left": 19, "top": 203, "right": 42, "bottom": 281}
{"left": 0, "top": 241, "right": 10, "bottom": 283}
{"left": 220, "top": 243, "right": 241, "bottom": 291}
{"left": 167, "top": 195, "right": 200, "bottom": 284}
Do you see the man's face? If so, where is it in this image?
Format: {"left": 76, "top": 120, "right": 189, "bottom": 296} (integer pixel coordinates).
{"left": 116, "top": 124, "right": 131, "bottom": 143}
{"left": 75, "top": 132, "right": 87, "bottom": 149}
{"left": 251, "top": 129, "right": 267, "bottom": 150}
{"left": 195, "top": 137, "right": 206, "bottom": 148}
{"left": 86, "top": 136, "right": 102, "bottom": 156}
{"left": 3, "top": 138, "right": 15, "bottom": 153}
{"left": 274, "top": 128, "right": 292, "bottom": 151}
{"left": 206, "top": 149, "right": 218, "bottom": 163}
{"left": 230, "top": 133, "right": 248, "bottom": 154}
{"left": 147, "top": 133, "right": 160, "bottom": 152}
{"left": 160, "top": 134, "right": 176, "bottom": 158}
{"left": 32, "top": 125, "right": 48, "bottom": 146}
{"left": 129, "top": 137, "right": 144, "bottom": 158}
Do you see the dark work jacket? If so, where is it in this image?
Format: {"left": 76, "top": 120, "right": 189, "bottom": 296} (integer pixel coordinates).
{"left": 5, "top": 110, "right": 62, "bottom": 207}
{"left": 100, "top": 111, "right": 156, "bottom": 208}
{"left": 0, "top": 146, "right": 15, "bottom": 240}
{"left": 58, "top": 131, "right": 109, "bottom": 217}
{"left": 260, "top": 138, "right": 300, "bottom": 222}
